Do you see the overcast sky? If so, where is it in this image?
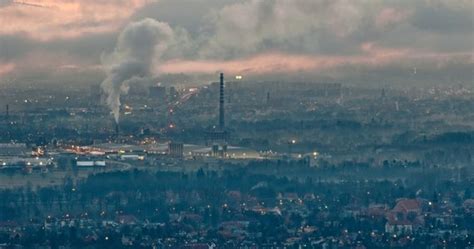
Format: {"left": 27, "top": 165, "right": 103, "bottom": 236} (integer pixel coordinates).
{"left": 0, "top": 0, "right": 472, "bottom": 85}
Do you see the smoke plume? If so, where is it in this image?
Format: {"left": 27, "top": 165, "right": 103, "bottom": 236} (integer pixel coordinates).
{"left": 101, "top": 18, "right": 174, "bottom": 123}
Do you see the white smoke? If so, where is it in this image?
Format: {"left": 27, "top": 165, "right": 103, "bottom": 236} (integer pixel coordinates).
{"left": 101, "top": 18, "right": 174, "bottom": 123}
{"left": 200, "top": 0, "right": 372, "bottom": 59}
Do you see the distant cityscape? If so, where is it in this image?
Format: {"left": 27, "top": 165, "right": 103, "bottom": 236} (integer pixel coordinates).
{"left": 0, "top": 72, "right": 472, "bottom": 248}
{"left": 2, "top": 0, "right": 474, "bottom": 247}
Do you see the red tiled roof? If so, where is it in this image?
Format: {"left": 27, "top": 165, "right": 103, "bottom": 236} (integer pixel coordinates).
{"left": 393, "top": 199, "right": 422, "bottom": 213}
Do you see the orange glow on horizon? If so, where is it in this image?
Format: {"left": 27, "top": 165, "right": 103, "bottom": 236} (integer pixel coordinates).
{"left": 0, "top": 63, "right": 16, "bottom": 76}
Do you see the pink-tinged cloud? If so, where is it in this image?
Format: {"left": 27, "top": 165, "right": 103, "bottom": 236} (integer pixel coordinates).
{"left": 159, "top": 43, "right": 473, "bottom": 75}
{"left": 158, "top": 43, "right": 406, "bottom": 75}
{"left": 0, "top": 0, "right": 149, "bottom": 40}
{"left": 159, "top": 53, "right": 329, "bottom": 75}
{"left": 0, "top": 63, "right": 15, "bottom": 75}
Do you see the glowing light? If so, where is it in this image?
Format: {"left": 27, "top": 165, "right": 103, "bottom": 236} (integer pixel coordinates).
{"left": 235, "top": 75, "right": 243, "bottom": 80}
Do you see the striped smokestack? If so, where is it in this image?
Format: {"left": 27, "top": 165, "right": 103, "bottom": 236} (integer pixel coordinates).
{"left": 219, "top": 73, "right": 225, "bottom": 130}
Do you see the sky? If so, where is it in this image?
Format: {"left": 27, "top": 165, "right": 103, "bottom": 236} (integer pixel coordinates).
{"left": 0, "top": 0, "right": 473, "bottom": 85}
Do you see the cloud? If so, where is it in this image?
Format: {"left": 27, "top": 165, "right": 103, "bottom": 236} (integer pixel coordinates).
{"left": 131, "top": 0, "right": 236, "bottom": 33}
{"left": 0, "top": 0, "right": 150, "bottom": 40}
{"left": 410, "top": 0, "right": 474, "bottom": 33}
{"left": 199, "top": 0, "right": 473, "bottom": 59}
{"left": 0, "top": 32, "right": 117, "bottom": 74}
{"left": 198, "top": 0, "right": 375, "bottom": 59}
{"left": 0, "top": 0, "right": 472, "bottom": 85}
{"left": 151, "top": 0, "right": 471, "bottom": 81}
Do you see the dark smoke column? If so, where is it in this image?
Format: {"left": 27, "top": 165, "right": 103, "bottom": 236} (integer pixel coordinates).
{"left": 219, "top": 73, "right": 225, "bottom": 130}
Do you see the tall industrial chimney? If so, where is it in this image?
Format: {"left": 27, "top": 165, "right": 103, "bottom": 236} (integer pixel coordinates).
{"left": 219, "top": 73, "right": 225, "bottom": 130}
{"left": 5, "top": 104, "right": 9, "bottom": 119}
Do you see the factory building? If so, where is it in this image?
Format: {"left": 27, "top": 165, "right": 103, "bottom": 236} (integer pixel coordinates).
{"left": 0, "top": 143, "right": 30, "bottom": 156}
{"left": 87, "top": 143, "right": 146, "bottom": 154}
{"left": 190, "top": 145, "right": 260, "bottom": 160}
